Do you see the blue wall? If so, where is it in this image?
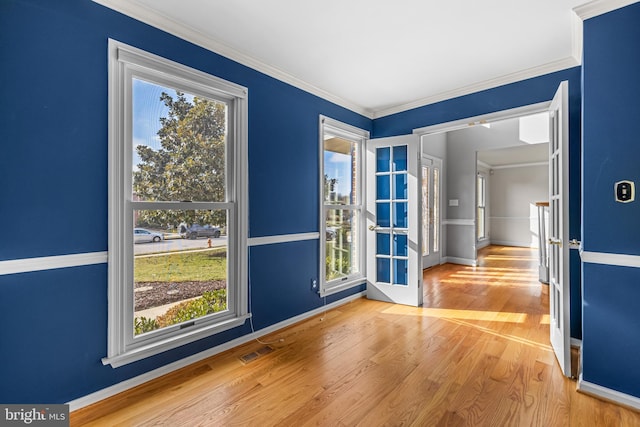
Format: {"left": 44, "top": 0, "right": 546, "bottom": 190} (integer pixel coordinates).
{"left": 372, "top": 67, "right": 583, "bottom": 340}
{"left": 581, "top": 2, "right": 640, "bottom": 398}
{"left": 0, "top": 0, "right": 369, "bottom": 403}
{"left": 9, "top": 0, "right": 639, "bottom": 406}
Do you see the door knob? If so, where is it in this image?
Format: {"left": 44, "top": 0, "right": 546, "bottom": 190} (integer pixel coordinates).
{"left": 548, "top": 238, "right": 562, "bottom": 246}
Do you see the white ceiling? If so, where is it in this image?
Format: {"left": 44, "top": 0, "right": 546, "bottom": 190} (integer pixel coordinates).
{"left": 96, "top": 0, "right": 596, "bottom": 118}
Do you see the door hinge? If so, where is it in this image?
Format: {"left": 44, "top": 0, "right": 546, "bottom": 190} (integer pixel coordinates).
{"left": 568, "top": 239, "right": 581, "bottom": 250}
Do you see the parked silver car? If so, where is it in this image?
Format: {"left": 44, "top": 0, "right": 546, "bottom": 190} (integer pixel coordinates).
{"left": 134, "top": 228, "right": 164, "bottom": 243}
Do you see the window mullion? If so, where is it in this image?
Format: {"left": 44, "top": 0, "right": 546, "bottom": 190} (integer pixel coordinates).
{"left": 324, "top": 203, "right": 361, "bottom": 211}
{"left": 130, "top": 201, "right": 234, "bottom": 210}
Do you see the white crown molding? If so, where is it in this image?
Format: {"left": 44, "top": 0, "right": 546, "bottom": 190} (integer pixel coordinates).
{"left": 573, "top": 0, "right": 640, "bottom": 20}
{"left": 413, "top": 101, "right": 551, "bottom": 135}
{"left": 571, "top": 11, "right": 584, "bottom": 64}
{"left": 373, "top": 57, "right": 579, "bottom": 119}
{"left": 491, "top": 161, "right": 549, "bottom": 170}
{"left": 92, "top": 0, "right": 374, "bottom": 119}
{"left": 94, "top": 0, "right": 585, "bottom": 121}
{"left": 477, "top": 160, "right": 492, "bottom": 170}
{"left": 581, "top": 250, "right": 640, "bottom": 268}
{"left": 0, "top": 252, "right": 108, "bottom": 276}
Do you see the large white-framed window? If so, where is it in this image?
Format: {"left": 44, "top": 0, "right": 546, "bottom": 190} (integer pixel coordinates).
{"left": 477, "top": 173, "right": 487, "bottom": 241}
{"left": 319, "top": 116, "right": 368, "bottom": 296}
{"left": 104, "top": 40, "right": 248, "bottom": 368}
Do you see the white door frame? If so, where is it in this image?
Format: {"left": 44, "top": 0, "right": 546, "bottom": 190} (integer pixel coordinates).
{"left": 421, "top": 154, "right": 443, "bottom": 269}
{"left": 414, "top": 102, "right": 552, "bottom": 137}
{"left": 415, "top": 101, "right": 551, "bottom": 266}
{"left": 413, "top": 93, "right": 572, "bottom": 377}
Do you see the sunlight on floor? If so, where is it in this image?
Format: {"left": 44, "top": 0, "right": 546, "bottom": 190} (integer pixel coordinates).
{"left": 483, "top": 255, "right": 538, "bottom": 262}
{"left": 444, "top": 317, "right": 553, "bottom": 351}
{"left": 463, "top": 266, "right": 534, "bottom": 272}
{"left": 382, "top": 306, "right": 527, "bottom": 323}
{"left": 440, "top": 278, "right": 538, "bottom": 287}
{"left": 431, "top": 264, "right": 541, "bottom": 289}
{"left": 379, "top": 305, "right": 552, "bottom": 351}
{"left": 454, "top": 271, "right": 537, "bottom": 279}
{"left": 411, "top": 246, "right": 553, "bottom": 351}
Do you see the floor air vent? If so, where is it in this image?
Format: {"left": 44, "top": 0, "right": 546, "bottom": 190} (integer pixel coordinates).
{"left": 239, "top": 345, "right": 274, "bottom": 364}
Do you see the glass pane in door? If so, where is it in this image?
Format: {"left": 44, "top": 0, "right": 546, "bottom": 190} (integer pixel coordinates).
{"left": 375, "top": 145, "right": 409, "bottom": 286}
{"left": 393, "top": 234, "right": 408, "bottom": 257}
{"left": 377, "top": 147, "right": 390, "bottom": 172}
{"left": 394, "top": 259, "right": 408, "bottom": 285}
{"left": 393, "top": 203, "right": 408, "bottom": 228}
{"left": 376, "top": 175, "right": 390, "bottom": 199}
{"left": 395, "top": 174, "right": 407, "bottom": 199}
{"left": 422, "top": 166, "right": 430, "bottom": 256}
{"left": 377, "top": 258, "right": 391, "bottom": 283}
{"left": 433, "top": 168, "right": 440, "bottom": 253}
{"left": 393, "top": 146, "right": 407, "bottom": 171}
{"left": 377, "top": 203, "right": 391, "bottom": 228}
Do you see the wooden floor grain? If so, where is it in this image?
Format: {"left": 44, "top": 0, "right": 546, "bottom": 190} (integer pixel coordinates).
{"left": 72, "top": 246, "right": 640, "bottom": 426}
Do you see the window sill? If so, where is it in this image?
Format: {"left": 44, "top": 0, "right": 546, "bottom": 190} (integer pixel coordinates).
{"left": 102, "top": 314, "right": 250, "bottom": 368}
{"left": 320, "top": 276, "right": 365, "bottom": 297}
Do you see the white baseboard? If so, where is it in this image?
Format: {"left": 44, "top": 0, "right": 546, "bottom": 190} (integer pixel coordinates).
{"left": 490, "top": 240, "right": 537, "bottom": 249}
{"left": 571, "top": 338, "right": 582, "bottom": 349}
{"left": 444, "top": 256, "right": 477, "bottom": 266}
{"left": 68, "top": 291, "right": 366, "bottom": 411}
{"left": 476, "top": 239, "right": 491, "bottom": 250}
{"left": 578, "top": 375, "right": 640, "bottom": 412}
{"left": 442, "top": 219, "right": 474, "bottom": 226}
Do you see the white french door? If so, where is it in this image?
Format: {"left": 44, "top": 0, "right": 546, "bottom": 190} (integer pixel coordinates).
{"left": 548, "top": 81, "right": 571, "bottom": 377}
{"left": 421, "top": 155, "right": 442, "bottom": 269}
{"left": 365, "top": 134, "right": 423, "bottom": 307}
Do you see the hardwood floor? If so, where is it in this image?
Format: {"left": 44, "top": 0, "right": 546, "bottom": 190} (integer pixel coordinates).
{"left": 72, "top": 246, "right": 640, "bottom": 426}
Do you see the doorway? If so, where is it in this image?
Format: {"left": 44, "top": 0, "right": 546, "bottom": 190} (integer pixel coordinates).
{"left": 476, "top": 138, "right": 550, "bottom": 254}
{"left": 417, "top": 102, "right": 554, "bottom": 266}
{"left": 414, "top": 83, "right": 571, "bottom": 377}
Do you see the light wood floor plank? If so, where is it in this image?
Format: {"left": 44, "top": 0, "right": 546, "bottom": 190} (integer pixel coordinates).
{"left": 71, "top": 246, "right": 640, "bottom": 426}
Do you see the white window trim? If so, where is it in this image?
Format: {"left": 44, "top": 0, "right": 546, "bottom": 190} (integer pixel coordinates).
{"left": 103, "top": 40, "right": 249, "bottom": 368}
{"left": 319, "top": 116, "right": 369, "bottom": 297}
